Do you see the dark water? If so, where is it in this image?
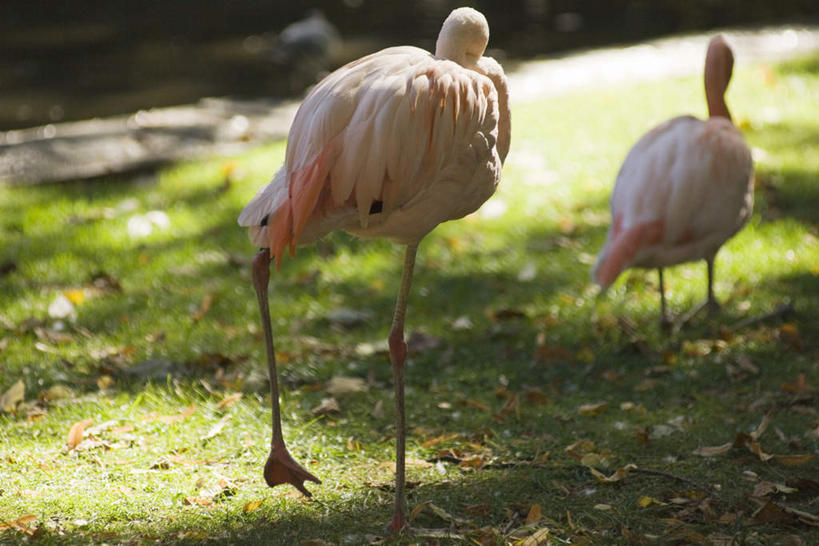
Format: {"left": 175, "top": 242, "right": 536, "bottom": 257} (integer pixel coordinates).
{"left": 1, "top": 0, "right": 817, "bottom": 130}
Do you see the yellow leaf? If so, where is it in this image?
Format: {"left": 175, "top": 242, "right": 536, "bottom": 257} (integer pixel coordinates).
{"left": 409, "top": 500, "right": 430, "bottom": 522}
{"left": 576, "top": 347, "right": 595, "bottom": 363}
{"left": 772, "top": 454, "right": 814, "bottom": 466}
{"left": 97, "top": 375, "right": 114, "bottom": 390}
{"left": 637, "top": 496, "right": 665, "bottom": 508}
{"left": 525, "top": 503, "right": 542, "bottom": 525}
{"left": 67, "top": 418, "right": 93, "bottom": 450}
{"left": 0, "top": 380, "right": 25, "bottom": 413}
{"left": 578, "top": 401, "right": 609, "bottom": 416}
{"left": 62, "top": 289, "right": 86, "bottom": 305}
{"left": 589, "top": 463, "right": 636, "bottom": 483}
{"left": 518, "top": 527, "right": 551, "bottom": 546}
{"left": 243, "top": 499, "right": 264, "bottom": 513}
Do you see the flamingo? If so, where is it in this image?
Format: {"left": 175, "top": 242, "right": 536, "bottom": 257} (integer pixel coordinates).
{"left": 591, "top": 35, "right": 753, "bottom": 329}
{"left": 238, "top": 7, "right": 510, "bottom": 532}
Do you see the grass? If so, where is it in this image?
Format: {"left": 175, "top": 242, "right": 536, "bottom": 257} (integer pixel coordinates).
{"left": 1, "top": 51, "right": 818, "bottom": 545}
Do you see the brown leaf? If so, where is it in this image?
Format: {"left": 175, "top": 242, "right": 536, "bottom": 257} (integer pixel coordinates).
{"left": 421, "top": 433, "right": 459, "bottom": 448}
{"left": 409, "top": 500, "right": 431, "bottom": 522}
{"left": 183, "top": 496, "right": 213, "bottom": 507}
{"left": 0, "top": 380, "right": 25, "bottom": 413}
{"left": 0, "top": 514, "right": 37, "bottom": 533}
{"left": 67, "top": 419, "right": 93, "bottom": 450}
{"left": 692, "top": 442, "right": 733, "bottom": 457}
{"left": 216, "top": 392, "right": 242, "bottom": 409}
{"left": 773, "top": 454, "right": 814, "bottom": 466}
{"left": 524, "top": 388, "right": 549, "bottom": 405}
{"left": 565, "top": 439, "right": 596, "bottom": 461}
{"left": 461, "top": 398, "right": 490, "bottom": 411}
{"left": 191, "top": 293, "right": 214, "bottom": 323}
{"left": 753, "top": 481, "right": 798, "bottom": 498}
{"left": 525, "top": 503, "right": 542, "bottom": 525}
{"left": 534, "top": 337, "right": 574, "bottom": 364}
{"left": 781, "top": 373, "right": 809, "bottom": 393}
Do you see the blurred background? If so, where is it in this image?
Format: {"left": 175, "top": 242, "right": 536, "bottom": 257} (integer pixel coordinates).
{"left": 2, "top": 0, "right": 818, "bottom": 131}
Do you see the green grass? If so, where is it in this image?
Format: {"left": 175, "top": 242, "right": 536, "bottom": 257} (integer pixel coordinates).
{"left": 1, "top": 52, "right": 818, "bottom": 545}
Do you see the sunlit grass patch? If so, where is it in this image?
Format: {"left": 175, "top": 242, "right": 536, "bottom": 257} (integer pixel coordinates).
{"left": 1, "top": 53, "right": 818, "bottom": 544}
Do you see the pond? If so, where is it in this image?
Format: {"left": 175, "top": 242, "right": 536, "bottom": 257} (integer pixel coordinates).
{"left": 1, "top": 0, "right": 816, "bottom": 130}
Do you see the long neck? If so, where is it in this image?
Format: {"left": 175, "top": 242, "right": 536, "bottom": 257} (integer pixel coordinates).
{"left": 705, "top": 79, "right": 731, "bottom": 121}
{"left": 477, "top": 57, "right": 511, "bottom": 163}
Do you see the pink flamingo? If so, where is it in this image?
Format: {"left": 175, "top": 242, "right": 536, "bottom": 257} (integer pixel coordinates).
{"left": 238, "top": 7, "right": 510, "bottom": 532}
{"left": 591, "top": 35, "right": 753, "bottom": 329}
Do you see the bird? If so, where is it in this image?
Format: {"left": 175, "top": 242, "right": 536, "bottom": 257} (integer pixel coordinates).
{"left": 238, "top": 7, "right": 510, "bottom": 532}
{"left": 591, "top": 35, "right": 753, "bottom": 330}
{"left": 266, "top": 10, "right": 342, "bottom": 93}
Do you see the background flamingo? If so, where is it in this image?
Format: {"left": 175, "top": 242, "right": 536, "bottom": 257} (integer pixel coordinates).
{"left": 238, "top": 7, "right": 510, "bottom": 532}
{"left": 591, "top": 35, "right": 753, "bottom": 329}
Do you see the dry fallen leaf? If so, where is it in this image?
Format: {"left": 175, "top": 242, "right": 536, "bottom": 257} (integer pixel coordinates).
{"left": 578, "top": 401, "right": 609, "bottom": 416}
{"left": 201, "top": 414, "right": 231, "bottom": 441}
{"left": 589, "top": 463, "right": 637, "bottom": 483}
{"left": 191, "top": 293, "right": 214, "bottom": 323}
{"left": 409, "top": 500, "right": 431, "bottom": 522}
{"left": 311, "top": 397, "right": 340, "bottom": 416}
{"left": 143, "top": 405, "right": 196, "bottom": 423}
{"left": 753, "top": 481, "right": 798, "bottom": 497}
{"left": 326, "top": 376, "right": 367, "bottom": 396}
{"left": 692, "top": 443, "right": 733, "bottom": 457}
{"left": 216, "top": 392, "right": 242, "bottom": 409}
{"left": 243, "top": 499, "right": 264, "bottom": 513}
{"left": 0, "top": 514, "right": 37, "bottom": 534}
{"left": 525, "top": 503, "right": 542, "bottom": 525}
{"left": 519, "top": 527, "right": 551, "bottom": 546}
{"left": 637, "top": 496, "right": 666, "bottom": 508}
{"left": 183, "top": 496, "right": 213, "bottom": 507}
{"left": 0, "top": 380, "right": 25, "bottom": 413}
{"left": 67, "top": 419, "right": 94, "bottom": 450}
{"left": 772, "top": 454, "right": 814, "bottom": 466}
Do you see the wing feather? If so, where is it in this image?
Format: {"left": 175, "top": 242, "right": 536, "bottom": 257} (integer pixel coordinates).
{"left": 239, "top": 46, "right": 501, "bottom": 259}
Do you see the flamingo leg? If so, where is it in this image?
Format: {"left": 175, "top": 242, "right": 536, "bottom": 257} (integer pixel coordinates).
{"left": 386, "top": 243, "right": 419, "bottom": 534}
{"left": 658, "top": 267, "right": 672, "bottom": 331}
{"left": 674, "top": 257, "right": 721, "bottom": 331}
{"left": 252, "top": 249, "right": 321, "bottom": 497}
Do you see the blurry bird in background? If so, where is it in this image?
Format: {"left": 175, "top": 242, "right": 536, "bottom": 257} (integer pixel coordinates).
{"left": 591, "top": 35, "right": 754, "bottom": 330}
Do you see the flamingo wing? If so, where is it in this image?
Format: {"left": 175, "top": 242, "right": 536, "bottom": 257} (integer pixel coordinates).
{"left": 592, "top": 115, "right": 753, "bottom": 287}
{"left": 239, "top": 46, "right": 501, "bottom": 264}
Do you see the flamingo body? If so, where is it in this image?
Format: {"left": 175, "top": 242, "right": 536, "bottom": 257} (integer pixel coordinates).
{"left": 240, "top": 42, "right": 509, "bottom": 264}
{"left": 591, "top": 35, "right": 753, "bottom": 329}
{"left": 592, "top": 114, "right": 753, "bottom": 287}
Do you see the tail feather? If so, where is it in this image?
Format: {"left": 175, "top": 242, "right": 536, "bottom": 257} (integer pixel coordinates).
{"left": 592, "top": 220, "right": 664, "bottom": 288}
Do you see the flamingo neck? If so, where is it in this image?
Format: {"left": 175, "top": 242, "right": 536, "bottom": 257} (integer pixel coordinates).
{"left": 706, "top": 85, "right": 732, "bottom": 121}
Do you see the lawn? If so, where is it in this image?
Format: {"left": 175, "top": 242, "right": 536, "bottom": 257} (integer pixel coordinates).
{"left": 0, "top": 51, "right": 817, "bottom": 545}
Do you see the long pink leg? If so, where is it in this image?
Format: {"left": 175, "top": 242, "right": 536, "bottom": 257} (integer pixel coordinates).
{"left": 252, "top": 249, "right": 321, "bottom": 497}
{"left": 387, "top": 243, "right": 419, "bottom": 533}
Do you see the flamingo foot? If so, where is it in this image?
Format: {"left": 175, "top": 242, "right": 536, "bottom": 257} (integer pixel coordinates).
{"left": 263, "top": 441, "right": 321, "bottom": 497}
